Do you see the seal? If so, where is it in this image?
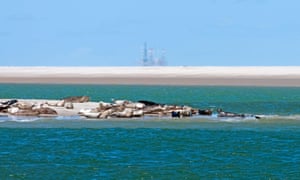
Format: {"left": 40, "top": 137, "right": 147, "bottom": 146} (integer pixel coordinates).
{"left": 63, "top": 96, "right": 90, "bottom": 103}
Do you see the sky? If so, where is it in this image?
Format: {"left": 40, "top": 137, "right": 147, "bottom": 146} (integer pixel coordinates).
{"left": 0, "top": 0, "right": 300, "bottom": 66}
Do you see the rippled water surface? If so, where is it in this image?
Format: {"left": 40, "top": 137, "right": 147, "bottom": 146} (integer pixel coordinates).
{"left": 0, "top": 84, "right": 300, "bottom": 179}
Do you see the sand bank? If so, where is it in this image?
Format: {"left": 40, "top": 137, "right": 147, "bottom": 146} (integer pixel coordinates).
{"left": 1, "top": 98, "right": 259, "bottom": 119}
{"left": 0, "top": 99, "right": 99, "bottom": 117}
{"left": 0, "top": 66, "right": 300, "bottom": 86}
{"left": 0, "top": 98, "right": 196, "bottom": 119}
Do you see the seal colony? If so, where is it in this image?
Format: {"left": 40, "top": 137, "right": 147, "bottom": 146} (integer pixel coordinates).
{"left": 0, "top": 96, "right": 261, "bottom": 119}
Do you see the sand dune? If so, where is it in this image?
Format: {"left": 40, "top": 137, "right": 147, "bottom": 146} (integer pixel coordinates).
{"left": 0, "top": 66, "right": 299, "bottom": 86}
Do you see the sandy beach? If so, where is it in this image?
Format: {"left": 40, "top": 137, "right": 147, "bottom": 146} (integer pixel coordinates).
{"left": 0, "top": 66, "right": 300, "bottom": 86}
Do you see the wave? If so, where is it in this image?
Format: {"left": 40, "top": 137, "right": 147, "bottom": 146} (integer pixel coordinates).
{"left": 2, "top": 116, "right": 41, "bottom": 123}
{"left": 0, "top": 115, "right": 84, "bottom": 123}
{"left": 0, "top": 114, "right": 300, "bottom": 124}
{"left": 54, "top": 115, "right": 82, "bottom": 120}
{"left": 201, "top": 114, "right": 300, "bottom": 123}
{"left": 257, "top": 114, "right": 300, "bottom": 120}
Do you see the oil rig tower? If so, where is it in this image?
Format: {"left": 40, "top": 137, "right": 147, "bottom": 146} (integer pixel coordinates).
{"left": 141, "top": 42, "right": 167, "bottom": 66}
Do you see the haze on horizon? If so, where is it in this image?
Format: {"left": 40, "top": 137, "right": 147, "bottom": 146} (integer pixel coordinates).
{"left": 1, "top": 0, "right": 299, "bottom": 66}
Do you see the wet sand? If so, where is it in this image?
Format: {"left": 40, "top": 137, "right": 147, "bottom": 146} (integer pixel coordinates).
{"left": 0, "top": 66, "right": 300, "bottom": 86}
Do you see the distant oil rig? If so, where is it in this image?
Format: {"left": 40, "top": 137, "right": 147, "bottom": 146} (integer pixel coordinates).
{"left": 140, "top": 42, "right": 167, "bottom": 66}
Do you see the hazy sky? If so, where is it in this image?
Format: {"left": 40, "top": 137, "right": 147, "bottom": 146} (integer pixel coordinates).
{"left": 1, "top": 0, "right": 299, "bottom": 66}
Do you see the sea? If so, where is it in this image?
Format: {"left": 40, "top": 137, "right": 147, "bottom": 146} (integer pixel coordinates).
{"left": 0, "top": 84, "right": 299, "bottom": 179}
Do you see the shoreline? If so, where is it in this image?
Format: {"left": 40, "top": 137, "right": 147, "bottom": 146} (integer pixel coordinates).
{"left": 1, "top": 77, "right": 300, "bottom": 87}
{"left": 0, "top": 66, "right": 300, "bottom": 86}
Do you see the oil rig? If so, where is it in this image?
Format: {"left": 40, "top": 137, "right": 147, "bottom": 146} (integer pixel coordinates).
{"left": 141, "top": 42, "right": 167, "bottom": 66}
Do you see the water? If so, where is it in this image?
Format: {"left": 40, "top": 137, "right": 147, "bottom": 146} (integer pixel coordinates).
{"left": 0, "top": 84, "right": 300, "bottom": 179}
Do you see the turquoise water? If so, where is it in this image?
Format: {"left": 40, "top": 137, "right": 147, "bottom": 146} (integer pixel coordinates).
{"left": 1, "top": 84, "right": 300, "bottom": 115}
{"left": 0, "top": 84, "right": 300, "bottom": 179}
